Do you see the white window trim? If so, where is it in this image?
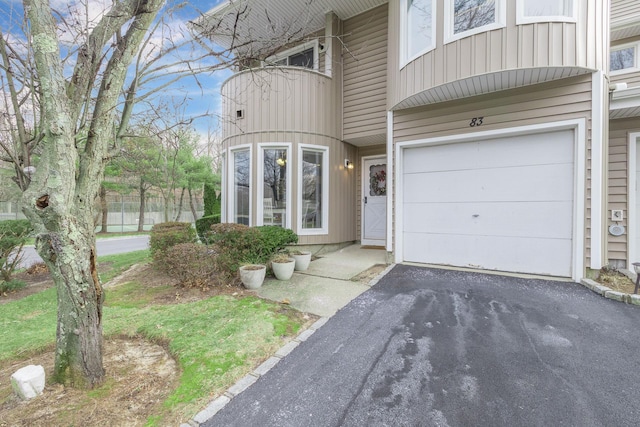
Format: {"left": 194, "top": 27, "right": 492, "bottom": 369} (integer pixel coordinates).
{"left": 444, "top": 0, "right": 506, "bottom": 45}
{"left": 297, "top": 144, "right": 329, "bottom": 236}
{"left": 610, "top": 42, "right": 640, "bottom": 76}
{"left": 264, "top": 40, "right": 319, "bottom": 71}
{"left": 516, "top": 0, "right": 577, "bottom": 25}
{"left": 628, "top": 132, "right": 640, "bottom": 268}
{"left": 394, "top": 119, "right": 586, "bottom": 282}
{"left": 400, "top": 0, "right": 437, "bottom": 69}
{"left": 228, "top": 145, "right": 252, "bottom": 226}
{"left": 221, "top": 150, "right": 227, "bottom": 223}
{"left": 257, "top": 143, "right": 292, "bottom": 228}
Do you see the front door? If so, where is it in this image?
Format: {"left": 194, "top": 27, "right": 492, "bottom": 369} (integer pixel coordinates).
{"left": 362, "top": 157, "right": 387, "bottom": 246}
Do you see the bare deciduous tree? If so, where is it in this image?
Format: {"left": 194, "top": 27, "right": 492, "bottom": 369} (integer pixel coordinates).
{"left": 0, "top": 0, "right": 319, "bottom": 389}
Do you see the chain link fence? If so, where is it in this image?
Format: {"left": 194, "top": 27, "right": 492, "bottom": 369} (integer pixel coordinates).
{"left": 0, "top": 195, "right": 204, "bottom": 232}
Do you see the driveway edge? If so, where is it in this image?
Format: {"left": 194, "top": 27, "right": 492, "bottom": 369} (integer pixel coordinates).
{"left": 183, "top": 316, "right": 330, "bottom": 427}
{"left": 580, "top": 278, "right": 640, "bottom": 306}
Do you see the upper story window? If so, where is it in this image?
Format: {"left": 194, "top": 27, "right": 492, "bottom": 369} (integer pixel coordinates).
{"left": 517, "top": 0, "right": 576, "bottom": 24}
{"left": 610, "top": 43, "right": 639, "bottom": 75}
{"left": 401, "top": 0, "right": 436, "bottom": 66}
{"left": 445, "top": 0, "right": 506, "bottom": 44}
{"left": 264, "top": 40, "right": 319, "bottom": 71}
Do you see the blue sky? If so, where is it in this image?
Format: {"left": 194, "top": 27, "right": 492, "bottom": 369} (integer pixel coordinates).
{"left": 0, "top": 0, "right": 231, "bottom": 144}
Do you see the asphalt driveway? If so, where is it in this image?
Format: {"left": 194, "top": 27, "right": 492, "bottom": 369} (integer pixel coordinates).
{"left": 203, "top": 265, "right": 640, "bottom": 427}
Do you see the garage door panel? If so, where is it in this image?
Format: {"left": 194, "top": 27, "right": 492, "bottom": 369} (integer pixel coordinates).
{"left": 403, "top": 201, "right": 573, "bottom": 239}
{"left": 401, "top": 129, "right": 575, "bottom": 277}
{"left": 403, "top": 233, "right": 572, "bottom": 277}
{"left": 403, "top": 130, "right": 574, "bottom": 174}
{"left": 404, "top": 164, "right": 573, "bottom": 204}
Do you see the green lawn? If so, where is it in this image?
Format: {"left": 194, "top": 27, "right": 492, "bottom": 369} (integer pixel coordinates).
{"left": 0, "top": 250, "right": 308, "bottom": 425}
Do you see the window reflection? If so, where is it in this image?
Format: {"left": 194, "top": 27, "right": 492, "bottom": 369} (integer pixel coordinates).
{"left": 454, "top": 0, "right": 496, "bottom": 34}
{"left": 302, "top": 150, "right": 323, "bottom": 229}
{"left": 263, "top": 148, "right": 287, "bottom": 227}
{"left": 233, "top": 150, "right": 250, "bottom": 225}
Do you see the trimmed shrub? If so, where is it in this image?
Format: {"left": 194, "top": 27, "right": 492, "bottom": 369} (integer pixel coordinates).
{"left": 206, "top": 224, "right": 299, "bottom": 282}
{"left": 0, "top": 219, "right": 33, "bottom": 281}
{"left": 149, "top": 222, "right": 196, "bottom": 263}
{"left": 161, "top": 243, "right": 217, "bottom": 289}
{"left": 195, "top": 214, "right": 221, "bottom": 243}
{"left": 256, "top": 226, "right": 298, "bottom": 254}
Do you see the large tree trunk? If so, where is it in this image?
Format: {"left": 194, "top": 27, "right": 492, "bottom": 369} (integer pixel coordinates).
{"left": 22, "top": 0, "right": 164, "bottom": 388}
{"left": 99, "top": 185, "right": 108, "bottom": 233}
{"left": 174, "top": 187, "right": 185, "bottom": 222}
{"left": 137, "top": 178, "right": 146, "bottom": 232}
{"left": 188, "top": 187, "right": 198, "bottom": 222}
{"left": 23, "top": 158, "right": 105, "bottom": 388}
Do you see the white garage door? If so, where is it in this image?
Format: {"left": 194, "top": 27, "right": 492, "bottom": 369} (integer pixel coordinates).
{"left": 402, "top": 130, "right": 574, "bottom": 277}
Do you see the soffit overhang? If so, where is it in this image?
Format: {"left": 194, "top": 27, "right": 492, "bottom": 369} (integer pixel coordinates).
{"left": 197, "top": 0, "right": 388, "bottom": 54}
{"left": 391, "top": 67, "right": 594, "bottom": 111}
{"left": 610, "top": 86, "right": 640, "bottom": 119}
{"left": 611, "top": 15, "right": 640, "bottom": 42}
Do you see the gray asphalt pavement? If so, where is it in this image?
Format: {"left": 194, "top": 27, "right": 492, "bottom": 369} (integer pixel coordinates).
{"left": 204, "top": 264, "right": 640, "bottom": 427}
{"left": 19, "top": 235, "right": 150, "bottom": 267}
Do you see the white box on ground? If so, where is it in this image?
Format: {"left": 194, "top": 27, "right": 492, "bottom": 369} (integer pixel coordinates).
{"left": 11, "top": 365, "right": 45, "bottom": 400}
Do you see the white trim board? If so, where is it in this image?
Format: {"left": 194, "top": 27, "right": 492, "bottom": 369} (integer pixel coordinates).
{"left": 628, "top": 132, "right": 640, "bottom": 268}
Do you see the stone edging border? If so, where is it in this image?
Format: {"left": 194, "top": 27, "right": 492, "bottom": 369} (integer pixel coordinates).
{"left": 580, "top": 278, "right": 640, "bottom": 306}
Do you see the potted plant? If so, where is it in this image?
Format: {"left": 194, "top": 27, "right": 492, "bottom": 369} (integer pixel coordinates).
{"left": 270, "top": 253, "right": 296, "bottom": 281}
{"left": 239, "top": 264, "right": 267, "bottom": 289}
{"left": 290, "top": 250, "right": 312, "bottom": 271}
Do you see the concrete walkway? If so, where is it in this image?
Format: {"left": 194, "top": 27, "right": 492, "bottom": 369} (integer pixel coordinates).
{"left": 256, "top": 244, "right": 390, "bottom": 317}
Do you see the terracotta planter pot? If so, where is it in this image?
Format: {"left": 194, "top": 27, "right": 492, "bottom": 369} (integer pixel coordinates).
{"left": 271, "top": 258, "right": 295, "bottom": 281}
{"left": 239, "top": 264, "right": 266, "bottom": 289}
{"left": 291, "top": 251, "right": 312, "bottom": 271}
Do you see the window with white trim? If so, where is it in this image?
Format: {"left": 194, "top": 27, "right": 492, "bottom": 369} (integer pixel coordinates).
{"left": 221, "top": 152, "right": 227, "bottom": 223}
{"left": 517, "top": 0, "right": 576, "bottom": 24}
{"left": 232, "top": 149, "right": 251, "bottom": 225}
{"left": 264, "top": 41, "right": 319, "bottom": 70}
{"left": 298, "top": 146, "right": 328, "bottom": 235}
{"left": 445, "top": 0, "right": 505, "bottom": 43}
{"left": 401, "top": 0, "right": 436, "bottom": 66}
{"left": 259, "top": 145, "right": 290, "bottom": 227}
{"left": 611, "top": 43, "right": 638, "bottom": 74}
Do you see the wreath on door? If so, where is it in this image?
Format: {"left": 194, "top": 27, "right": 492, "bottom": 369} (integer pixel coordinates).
{"left": 369, "top": 167, "right": 386, "bottom": 196}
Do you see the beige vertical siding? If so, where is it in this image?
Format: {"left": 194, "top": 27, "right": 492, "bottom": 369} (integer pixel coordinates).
{"left": 342, "top": 4, "right": 388, "bottom": 142}
{"left": 387, "top": 0, "right": 607, "bottom": 109}
{"left": 607, "top": 118, "right": 640, "bottom": 264}
{"left": 355, "top": 145, "right": 386, "bottom": 240}
{"left": 220, "top": 68, "right": 339, "bottom": 140}
{"left": 224, "top": 132, "right": 357, "bottom": 245}
{"left": 392, "top": 75, "right": 594, "bottom": 270}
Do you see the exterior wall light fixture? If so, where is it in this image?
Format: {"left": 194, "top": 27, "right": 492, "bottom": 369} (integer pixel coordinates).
{"left": 344, "top": 159, "right": 354, "bottom": 170}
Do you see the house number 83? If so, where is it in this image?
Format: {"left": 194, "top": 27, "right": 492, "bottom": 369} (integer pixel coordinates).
{"left": 469, "top": 117, "right": 484, "bottom": 127}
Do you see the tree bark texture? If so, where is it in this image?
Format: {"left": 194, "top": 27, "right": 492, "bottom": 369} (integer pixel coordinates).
{"left": 22, "top": 0, "right": 164, "bottom": 388}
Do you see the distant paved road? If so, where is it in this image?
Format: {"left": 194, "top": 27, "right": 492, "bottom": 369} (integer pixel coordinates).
{"left": 19, "top": 235, "right": 150, "bottom": 267}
